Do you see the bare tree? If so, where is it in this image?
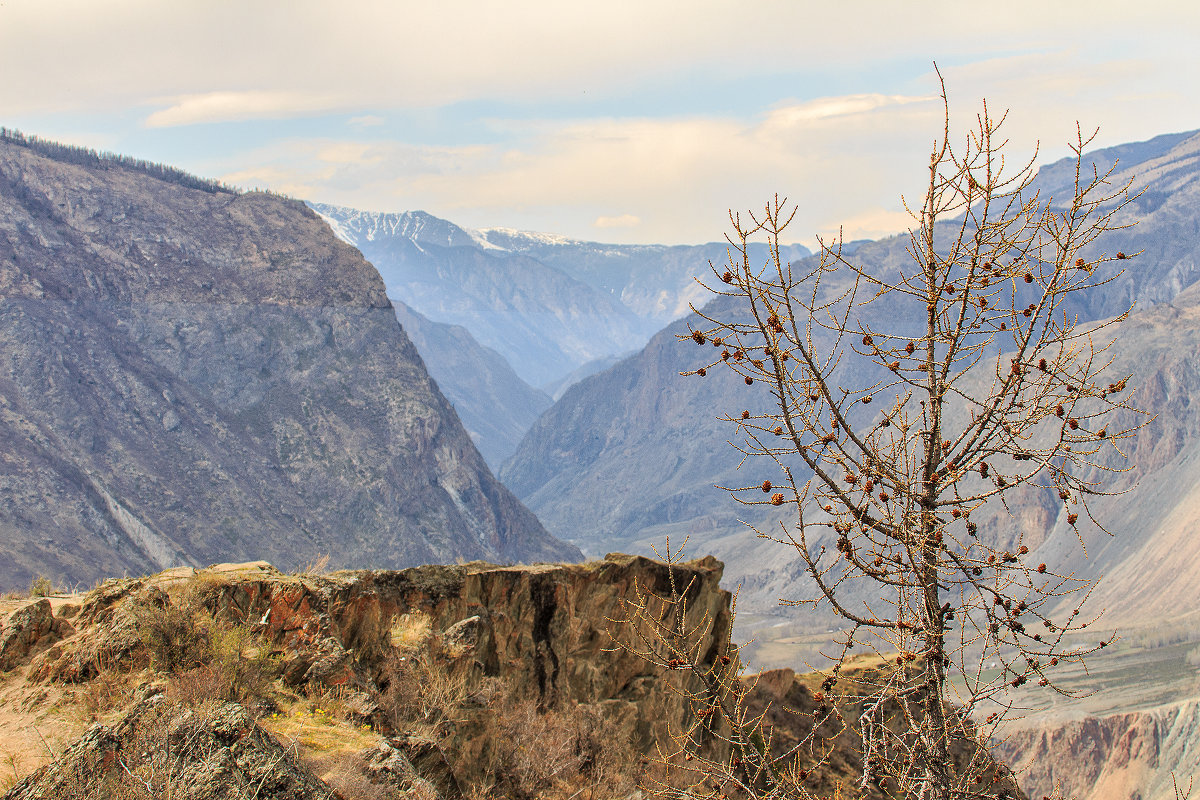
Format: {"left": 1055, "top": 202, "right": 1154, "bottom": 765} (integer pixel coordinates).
{"left": 622, "top": 75, "right": 1146, "bottom": 799}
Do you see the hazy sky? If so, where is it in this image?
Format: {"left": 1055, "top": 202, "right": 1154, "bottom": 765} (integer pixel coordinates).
{"left": 2, "top": 1, "right": 1197, "bottom": 246}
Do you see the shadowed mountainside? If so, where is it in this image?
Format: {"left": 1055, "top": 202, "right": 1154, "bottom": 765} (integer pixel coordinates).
{"left": 391, "top": 299, "right": 552, "bottom": 469}
{"left": 0, "top": 135, "right": 579, "bottom": 591}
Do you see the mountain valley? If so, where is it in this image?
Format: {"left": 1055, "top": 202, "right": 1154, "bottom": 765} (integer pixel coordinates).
{"left": 3, "top": 123, "right": 1200, "bottom": 798}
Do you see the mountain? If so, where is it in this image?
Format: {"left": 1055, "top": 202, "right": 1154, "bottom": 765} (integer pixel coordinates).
{"left": 0, "top": 131, "right": 579, "bottom": 591}
{"left": 539, "top": 351, "right": 633, "bottom": 401}
{"left": 308, "top": 203, "right": 811, "bottom": 392}
{"left": 476, "top": 225, "right": 812, "bottom": 325}
{"left": 391, "top": 299, "right": 552, "bottom": 469}
{"left": 308, "top": 204, "right": 658, "bottom": 388}
{"left": 501, "top": 129, "right": 1200, "bottom": 625}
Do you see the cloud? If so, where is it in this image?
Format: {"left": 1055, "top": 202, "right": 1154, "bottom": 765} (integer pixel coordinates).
{"left": 10, "top": 1, "right": 1176, "bottom": 243}
{"left": 219, "top": 165, "right": 320, "bottom": 200}
{"left": 144, "top": 91, "right": 337, "bottom": 128}
{"left": 228, "top": 96, "right": 944, "bottom": 244}
{"left": 594, "top": 214, "right": 640, "bottom": 229}
{"left": 764, "top": 94, "right": 935, "bottom": 129}
{"left": 8, "top": 1, "right": 1198, "bottom": 119}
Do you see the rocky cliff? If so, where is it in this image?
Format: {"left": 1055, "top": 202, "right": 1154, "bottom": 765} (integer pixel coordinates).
{"left": 995, "top": 699, "right": 1200, "bottom": 800}
{"left": 0, "top": 556, "right": 734, "bottom": 798}
{"left": 391, "top": 299, "right": 551, "bottom": 469}
{"left": 0, "top": 556, "right": 1024, "bottom": 799}
{"left": 0, "top": 133, "right": 579, "bottom": 591}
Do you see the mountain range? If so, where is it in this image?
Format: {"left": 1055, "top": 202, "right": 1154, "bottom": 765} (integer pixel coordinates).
{"left": 0, "top": 132, "right": 578, "bottom": 591}
{"left": 5, "top": 120, "right": 1200, "bottom": 800}
{"left": 310, "top": 202, "right": 811, "bottom": 464}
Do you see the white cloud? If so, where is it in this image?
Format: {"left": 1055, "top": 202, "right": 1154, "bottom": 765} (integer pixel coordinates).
{"left": 225, "top": 95, "right": 947, "bottom": 244}
{"left": 594, "top": 214, "right": 640, "bottom": 229}
{"left": 144, "top": 91, "right": 338, "bottom": 128}
{"left": 764, "top": 94, "right": 934, "bottom": 129}
{"left": 5, "top": 1, "right": 1198, "bottom": 118}
{"left": 348, "top": 115, "right": 384, "bottom": 128}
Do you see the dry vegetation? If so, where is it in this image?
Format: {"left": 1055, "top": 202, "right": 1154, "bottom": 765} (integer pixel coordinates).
{"left": 0, "top": 568, "right": 645, "bottom": 800}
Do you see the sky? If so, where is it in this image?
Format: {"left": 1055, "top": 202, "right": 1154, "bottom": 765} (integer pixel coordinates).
{"left": 2, "top": 1, "right": 1198, "bottom": 247}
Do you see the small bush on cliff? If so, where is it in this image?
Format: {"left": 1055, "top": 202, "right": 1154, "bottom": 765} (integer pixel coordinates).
{"left": 27, "top": 575, "right": 55, "bottom": 598}
{"left": 126, "top": 583, "right": 279, "bottom": 706}
{"left": 167, "top": 622, "right": 280, "bottom": 706}
{"left": 379, "top": 641, "right": 470, "bottom": 737}
{"left": 131, "top": 589, "right": 208, "bottom": 673}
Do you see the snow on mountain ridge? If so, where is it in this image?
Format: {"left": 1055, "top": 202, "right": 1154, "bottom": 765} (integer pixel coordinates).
{"left": 307, "top": 203, "right": 507, "bottom": 252}
{"left": 310, "top": 202, "right": 666, "bottom": 258}
{"left": 477, "top": 226, "right": 578, "bottom": 248}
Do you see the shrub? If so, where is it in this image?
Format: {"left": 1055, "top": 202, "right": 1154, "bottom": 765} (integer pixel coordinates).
{"left": 483, "top": 699, "right": 637, "bottom": 800}
{"left": 378, "top": 645, "right": 468, "bottom": 737}
{"left": 129, "top": 590, "right": 208, "bottom": 673}
{"left": 27, "top": 575, "right": 54, "bottom": 597}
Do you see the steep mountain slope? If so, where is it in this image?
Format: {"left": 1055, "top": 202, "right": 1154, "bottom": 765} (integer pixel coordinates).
{"left": 391, "top": 299, "right": 552, "bottom": 469}
{"left": 0, "top": 134, "right": 579, "bottom": 591}
{"left": 1032, "top": 281, "right": 1200, "bottom": 626}
{"left": 502, "top": 129, "right": 1200, "bottom": 619}
{"left": 996, "top": 698, "right": 1200, "bottom": 800}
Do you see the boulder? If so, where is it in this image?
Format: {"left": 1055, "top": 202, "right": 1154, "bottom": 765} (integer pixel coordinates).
{"left": 0, "top": 600, "right": 71, "bottom": 670}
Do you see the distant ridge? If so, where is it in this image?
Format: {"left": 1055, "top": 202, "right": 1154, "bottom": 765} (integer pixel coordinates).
{"left": 0, "top": 127, "right": 235, "bottom": 195}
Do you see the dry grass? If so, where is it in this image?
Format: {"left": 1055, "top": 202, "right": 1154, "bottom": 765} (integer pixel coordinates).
{"left": 75, "top": 667, "right": 137, "bottom": 722}
{"left": 305, "top": 751, "right": 394, "bottom": 800}
{"left": 261, "top": 694, "right": 378, "bottom": 755}
{"left": 469, "top": 698, "right": 638, "bottom": 800}
{"left": 297, "top": 553, "right": 332, "bottom": 577}
{"left": 389, "top": 611, "right": 433, "bottom": 652}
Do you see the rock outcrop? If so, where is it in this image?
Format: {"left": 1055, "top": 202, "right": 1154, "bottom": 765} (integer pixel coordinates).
{"left": 26, "top": 556, "right": 733, "bottom": 734}
{"left": 3, "top": 695, "right": 342, "bottom": 800}
{"left": 0, "top": 133, "right": 578, "bottom": 591}
{"left": 3, "top": 555, "right": 1028, "bottom": 799}
{"left": 0, "top": 598, "right": 72, "bottom": 670}
{"left": 996, "top": 700, "right": 1200, "bottom": 800}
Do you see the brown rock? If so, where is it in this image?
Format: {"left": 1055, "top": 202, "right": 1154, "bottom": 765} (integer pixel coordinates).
{"left": 361, "top": 735, "right": 465, "bottom": 800}
{"left": 0, "top": 599, "right": 71, "bottom": 670}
